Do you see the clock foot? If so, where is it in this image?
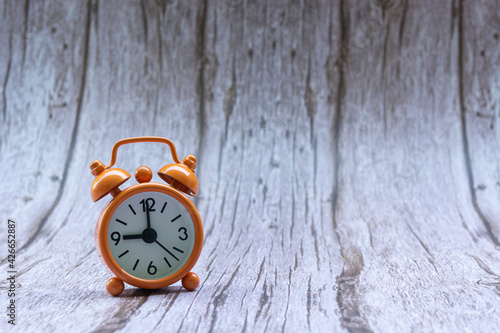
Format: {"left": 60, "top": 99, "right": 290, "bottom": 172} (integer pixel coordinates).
{"left": 106, "top": 277, "right": 124, "bottom": 296}
{"left": 182, "top": 272, "right": 199, "bottom": 291}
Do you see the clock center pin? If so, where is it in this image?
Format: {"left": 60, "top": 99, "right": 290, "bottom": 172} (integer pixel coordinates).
{"left": 142, "top": 228, "right": 157, "bottom": 243}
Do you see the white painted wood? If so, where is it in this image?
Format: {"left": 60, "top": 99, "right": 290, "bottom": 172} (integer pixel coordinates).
{"left": 462, "top": 0, "right": 500, "bottom": 242}
{"left": 0, "top": 0, "right": 499, "bottom": 332}
{"left": 0, "top": 0, "right": 89, "bottom": 252}
{"left": 334, "top": 1, "right": 500, "bottom": 331}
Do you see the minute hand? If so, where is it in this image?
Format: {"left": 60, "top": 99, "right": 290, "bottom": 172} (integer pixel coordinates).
{"left": 155, "top": 240, "right": 179, "bottom": 261}
{"left": 146, "top": 202, "right": 152, "bottom": 229}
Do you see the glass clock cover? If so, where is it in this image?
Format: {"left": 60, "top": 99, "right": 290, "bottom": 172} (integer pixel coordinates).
{"left": 107, "top": 191, "right": 195, "bottom": 280}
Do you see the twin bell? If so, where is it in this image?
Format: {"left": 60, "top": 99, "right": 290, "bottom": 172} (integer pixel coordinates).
{"left": 89, "top": 154, "right": 198, "bottom": 202}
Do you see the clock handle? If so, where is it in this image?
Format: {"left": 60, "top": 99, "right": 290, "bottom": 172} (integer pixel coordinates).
{"left": 106, "top": 136, "right": 181, "bottom": 168}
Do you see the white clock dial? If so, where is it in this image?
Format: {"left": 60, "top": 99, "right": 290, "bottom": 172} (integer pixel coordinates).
{"left": 107, "top": 191, "right": 195, "bottom": 280}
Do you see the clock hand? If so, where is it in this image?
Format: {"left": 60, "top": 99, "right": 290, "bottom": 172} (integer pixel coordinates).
{"left": 154, "top": 240, "right": 179, "bottom": 261}
{"left": 123, "top": 234, "right": 143, "bottom": 240}
{"left": 146, "top": 202, "right": 152, "bottom": 230}
{"left": 123, "top": 229, "right": 157, "bottom": 243}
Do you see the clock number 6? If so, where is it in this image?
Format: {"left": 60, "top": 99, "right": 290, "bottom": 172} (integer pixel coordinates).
{"left": 148, "top": 261, "right": 157, "bottom": 275}
{"left": 178, "top": 227, "right": 188, "bottom": 241}
{"left": 111, "top": 232, "right": 121, "bottom": 245}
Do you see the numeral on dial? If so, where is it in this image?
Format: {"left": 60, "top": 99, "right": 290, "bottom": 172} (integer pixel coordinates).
{"left": 178, "top": 227, "right": 188, "bottom": 241}
{"left": 111, "top": 232, "right": 121, "bottom": 245}
{"left": 148, "top": 261, "right": 157, "bottom": 275}
{"left": 140, "top": 198, "right": 156, "bottom": 212}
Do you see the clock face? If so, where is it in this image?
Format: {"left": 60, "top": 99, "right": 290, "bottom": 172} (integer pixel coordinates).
{"left": 107, "top": 191, "right": 195, "bottom": 280}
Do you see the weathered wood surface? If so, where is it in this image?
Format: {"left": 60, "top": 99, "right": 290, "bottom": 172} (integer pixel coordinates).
{"left": 1, "top": 0, "right": 499, "bottom": 332}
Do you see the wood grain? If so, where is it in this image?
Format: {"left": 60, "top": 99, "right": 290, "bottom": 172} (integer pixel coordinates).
{"left": 0, "top": 0, "right": 499, "bottom": 332}
{"left": 462, "top": 0, "right": 500, "bottom": 242}
{"left": 334, "top": 1, "right": 500, "bottom": 331}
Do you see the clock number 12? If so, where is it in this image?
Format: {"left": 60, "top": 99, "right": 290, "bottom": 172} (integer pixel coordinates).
{"left": 140, "top": 198, "right": 156, "bottom": 212}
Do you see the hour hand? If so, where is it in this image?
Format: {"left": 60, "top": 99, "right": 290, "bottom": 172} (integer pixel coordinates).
{"left": 123, "top": 234, "right": 143, "bottom": 240}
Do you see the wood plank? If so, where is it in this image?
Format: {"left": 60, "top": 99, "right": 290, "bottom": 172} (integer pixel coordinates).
{"left": 0, "top": 0, "right": 204, "bottom": 331}
{"left": 461, "top": 0, "right": 500, "bottom": 242}
{"left": 335, "top": 0, "right": 500, "bottom": 331}
{"left": 0, "top": 0, "right": 89, "bottom": 251}
{"left": 0, "top": 0, "right": 346, "bottom": 331}
{"left": 1, "top": 0, "right": 500, "bottom": 332}
{"left": 116, "top": 0, "right": 344, "bottom": 331}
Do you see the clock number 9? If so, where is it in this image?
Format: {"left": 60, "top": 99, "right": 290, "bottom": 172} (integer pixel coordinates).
{"left": 178, "top": 227, "right": 188, "bottom": 241}
{"left": 148, "top": 261, "right": 157, "bottom": 275}
{"left": 111, "top": 232, "right": 121, "bottom": 245}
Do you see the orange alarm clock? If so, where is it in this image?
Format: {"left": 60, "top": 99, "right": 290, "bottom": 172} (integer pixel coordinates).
{"left": 89, "top": 137, "right": 203, "bottom": 296}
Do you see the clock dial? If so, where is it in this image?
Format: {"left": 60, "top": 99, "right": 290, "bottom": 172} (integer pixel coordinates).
{"left": 108, "top": 191, "right": 196, "bottom": 280}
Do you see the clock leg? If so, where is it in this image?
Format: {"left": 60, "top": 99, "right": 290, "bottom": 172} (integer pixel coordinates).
{"left": 106, "top": 277, "right": 124, "bottom": 296}
{"left": 182, "top": 272, "right": 200, "bottom": 291}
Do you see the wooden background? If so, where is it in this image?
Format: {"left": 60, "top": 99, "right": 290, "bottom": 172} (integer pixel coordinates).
{"left": 1, "top": 0, "right": 500, "bottom": 332}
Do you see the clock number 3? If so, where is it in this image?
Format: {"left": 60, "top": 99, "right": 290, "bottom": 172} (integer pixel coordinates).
{"left": 178, "top": 227, "right": 188, "bottom": 241}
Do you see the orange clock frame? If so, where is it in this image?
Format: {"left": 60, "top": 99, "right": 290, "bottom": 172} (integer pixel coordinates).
{"left": 95, "top": 182, "right": 204, "bottom": 290}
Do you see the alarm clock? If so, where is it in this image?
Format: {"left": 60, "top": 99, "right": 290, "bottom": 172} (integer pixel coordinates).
{"left": 89, "top": 137, "right": 204, "bottom": 296}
